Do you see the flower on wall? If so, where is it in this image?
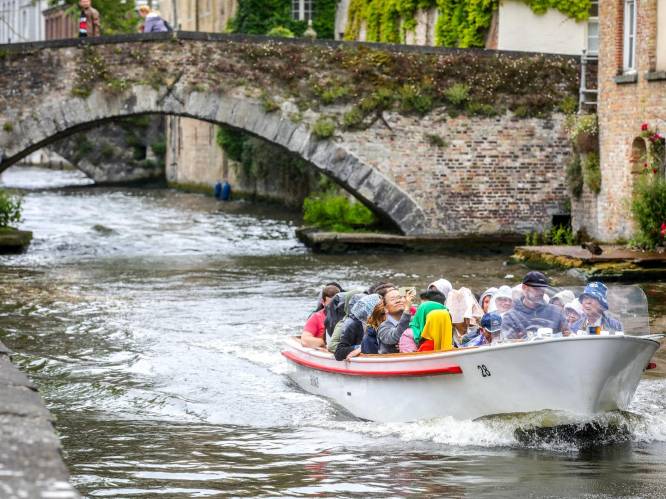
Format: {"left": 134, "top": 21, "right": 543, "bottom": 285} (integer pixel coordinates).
{"left": 639, "top": 123, "right": 665, "bottom": 176}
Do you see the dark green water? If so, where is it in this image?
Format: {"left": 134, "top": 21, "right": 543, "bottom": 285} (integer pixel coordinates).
{"left": 1, "top": 167, "right": 665, "bottom": 498}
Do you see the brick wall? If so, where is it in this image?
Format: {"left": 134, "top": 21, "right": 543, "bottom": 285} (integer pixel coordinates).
{"left": 588, "top": 0, "right": 666, "bottom": 241}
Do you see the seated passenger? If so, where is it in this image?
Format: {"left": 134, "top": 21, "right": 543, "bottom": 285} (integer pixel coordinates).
{"left": 564, "top": 300, "right": 584, "bottom": 329}
{"left": 417, "top": 309, "right": 454, "bottom": 351}
{"left": 489, "top": 285, "right": 514, "bottom": 315}
{"left": 551, "top": 290, "right": 576, "bottom": 310}
{"left": 361, "top": 299, "right": 387, "bottom": 354}
{"left": 301, "top": 284, "right": 341, "bottom": 349}
{"left": 446, "top": 287, "right": 483, "bottom": 346}
{"left": 335, "top": 294, "right": 382, "bottom": 361}
{"left": 572, "top": 282, "right": 623, "bottom": 333}
{"left": 465, "top": 312, "right": 502, "bottom": 347}
{"left": 501, "top": 272, "right": 568, "bottom": 340}
{"left": 398, "top": 301, "right": 446, "bottom": 353}
{"left": 427, "top": 278, "right": 453, "bottom": 303}
{"left": 377, "top": 287, "right": 415, "bottom": 354}
{"left": 479, "top": 287, "right": 498, "bottom": 314}
{"left": 327, "top": 291, "right": 365, "bottom": 353}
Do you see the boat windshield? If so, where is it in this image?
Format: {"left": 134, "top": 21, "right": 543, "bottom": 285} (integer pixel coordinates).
{"left": 547, "top": 284, "right": 650, "bottom": 336}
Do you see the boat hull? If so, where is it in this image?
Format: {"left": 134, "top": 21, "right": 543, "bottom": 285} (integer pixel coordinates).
{"left": 282, "top": 336, "right": 660, "bottom": 422}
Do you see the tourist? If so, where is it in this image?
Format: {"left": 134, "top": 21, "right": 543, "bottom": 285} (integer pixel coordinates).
{"left": 479, "top": 287, "right": 498, "bottom": 314}
{"left": 301, "top": 284, "right": 341, "bottom": 349}
{"left": 447, "top": 287, "right": 483, "bottom": 345}
{"left": 138, "top": 5, "right": 170, "bottom": 32}
{"left": 551, "top": 289, "right": 576, "bottom": 310}
{"left": 377, "top": 287, "right": 415, "bottom": 353}
{"left": 418, "top": 287, "right": 447, "bottom": 305}
{"left": 572, "top": 282, "right": 623, "bottom": 333}
{"left": 335, "top": 294, "right": 382, "bottom": 360}
{"left": 489, "top": 285, "right": 514, "bottom": 315}
{"left": 464, "top": 312, "right": 502, "bottom": 347}
{"left": 501, "top": 271, "right": 568, "bottom": 339}
{"left": 398, "top": 301, "right": 446, "bottom": 352}
{"left": 564, "top": 300, "right": 584, "bottom": 329}
{"left": 327, "top": 291, "right": 365, "bottom": 353}
{"left": 361, "top": 300, "right": 387, "bottom": 354}
{"left": 78, "top": 0, "right": 100, "bottom": 38}
{"left": 427, "top": 278, "right": 453, "bottom": 302}
{"left": 417, "top": 309, "right": 454, "bottom": 351}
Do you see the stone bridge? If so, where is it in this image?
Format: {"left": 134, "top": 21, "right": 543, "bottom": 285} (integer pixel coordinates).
{"left": 0, "top": 32, "right": 579, "bottom": 236}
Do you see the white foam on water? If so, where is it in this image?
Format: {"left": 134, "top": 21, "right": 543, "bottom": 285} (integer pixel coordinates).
{"left": 324, "top": 379, "right": 666, "bottom": 452}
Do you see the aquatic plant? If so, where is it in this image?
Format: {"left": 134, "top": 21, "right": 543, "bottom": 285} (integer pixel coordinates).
{"left": 0, "top": 189, "right": 22, "bottom": 228}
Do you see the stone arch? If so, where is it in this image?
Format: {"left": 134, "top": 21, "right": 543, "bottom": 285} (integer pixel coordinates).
{"left": 0, "top": 85, "right": 428, "bottom": 235}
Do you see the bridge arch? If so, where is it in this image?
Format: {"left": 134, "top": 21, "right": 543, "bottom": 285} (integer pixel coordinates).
{"left": 0, "top": 85, "right": 427, "bottom": 235}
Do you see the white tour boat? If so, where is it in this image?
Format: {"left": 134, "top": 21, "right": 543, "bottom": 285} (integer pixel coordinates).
{"left": 282, "top": 286, "right": 664, "bottom": 422}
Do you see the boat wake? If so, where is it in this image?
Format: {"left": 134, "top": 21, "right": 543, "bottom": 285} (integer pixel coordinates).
{"left": 327, "top": 379, "right": 666, "bottom": 452}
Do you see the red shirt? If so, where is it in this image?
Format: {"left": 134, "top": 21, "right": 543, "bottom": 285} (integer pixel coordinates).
{"left": 303, "top": 309, "right": 326, "bottom": 338}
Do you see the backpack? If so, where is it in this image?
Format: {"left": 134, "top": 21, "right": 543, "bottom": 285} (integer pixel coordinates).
{"left": 163, "top": 19, "right": 174, "bottom": 32}
{"left": 324, "top": 292, "right": 347, "bottom": 341}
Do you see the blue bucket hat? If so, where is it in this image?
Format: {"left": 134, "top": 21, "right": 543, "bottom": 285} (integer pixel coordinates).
{"left": 480, "top": 312, "right": 502, "bottom": 333}
{"left": 579, "top": 281, "right": 609, "bottom": 310}
{"left": 351, "top": 293, "right": 382, "bottom": 322}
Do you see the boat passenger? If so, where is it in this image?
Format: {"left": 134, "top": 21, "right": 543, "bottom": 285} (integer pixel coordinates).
{"left": 501, "top": 271, "right": 568, "bottom": 340}
{"left": 479, "top": 287, "right": 498, "bottom": 314}
{"left": 564, "top": 300, "right": 584, "bottom": 329}
{"left": 335, "top": 294, "right": 382, "bottom": 361}
{"left": 418, "top": 288, "right": 447, "bottom": 305}
{"left": 398, "top": 301, "right": 446, "bottom": 352}
{"left": 377, "top": 287, "right": 415, "bottom": 354}
{"left": 301, "top": 284, "right": 341, "bottom": 349}
{"left": 551, "top": 289, "right": 576, "bottom": 310}
{"left": 464, "top": 312, "right": 502, "bottom": 347}
{"left": 488, "top": 285, "right": 514, "bottom": 315}
{"left": 361, "top": 300, "right": 387, "bottom": 354}
{"left": 368, "top": 282, "right": 396, "bottom": 297}
{"left": 314, "top": 281, "right": 345, "bottom": 312}
{"left": 427, "top": 278, "right": 453, "bottom": 303}
{"left": 446, "top": 287, "right": 483, "bottom": 346}
{"left": 417, "top": 309, "right": 454, "bottom": 351}
{"left": 572, "top": 281, "right": 623, "bottom": 333}
{"left": 327, "top": 291, "right": 365, "bottom": 353}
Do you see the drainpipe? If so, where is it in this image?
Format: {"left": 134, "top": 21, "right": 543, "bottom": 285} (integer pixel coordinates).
{"left": 195, "top": 0, "right": 199, "bottom": 31}
{"left": 171, "top": 0, "right": 178, "bottom": 29}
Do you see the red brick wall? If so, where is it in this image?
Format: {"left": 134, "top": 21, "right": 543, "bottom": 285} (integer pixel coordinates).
{"left": 582, "top": 0, "right": 665, "bottom": 241}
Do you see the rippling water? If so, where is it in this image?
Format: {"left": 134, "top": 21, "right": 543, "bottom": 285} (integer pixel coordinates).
{"left": 1, "top": 167, "right": 665, "bottom": 498}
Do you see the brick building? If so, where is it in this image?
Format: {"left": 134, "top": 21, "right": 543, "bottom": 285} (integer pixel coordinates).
{"left": 578, "top": 0, "right": 666, "bottom": 241}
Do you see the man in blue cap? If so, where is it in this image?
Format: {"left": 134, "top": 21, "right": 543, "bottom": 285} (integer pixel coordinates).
{"left": 465, "top": 312, "right": 502, "bottom": 347}
{"left": 572, "top": 281, "right": 623, "bottom": 333}
{"left": 501, "top": 271, "right": 568, "bottom": 339}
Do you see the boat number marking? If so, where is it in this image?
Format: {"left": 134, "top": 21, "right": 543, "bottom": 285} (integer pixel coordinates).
{"left": 309, "top": 375, "right": 319, "bottom": 388}
{"left": 477, "top": 364, "right": 491, "bottom": 377}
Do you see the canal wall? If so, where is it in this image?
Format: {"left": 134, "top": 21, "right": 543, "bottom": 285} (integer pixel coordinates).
{"left": 0, "top": 340, "right": 80, "bottom": 498}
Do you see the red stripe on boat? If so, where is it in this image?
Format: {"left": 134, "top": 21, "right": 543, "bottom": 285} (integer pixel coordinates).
{"left": 282, "top": 351, "right": 463, "bottom": 377}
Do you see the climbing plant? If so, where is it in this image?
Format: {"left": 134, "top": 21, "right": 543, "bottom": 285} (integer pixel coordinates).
{"left": 345, "top": 0, "right": 591, "bottom": 47}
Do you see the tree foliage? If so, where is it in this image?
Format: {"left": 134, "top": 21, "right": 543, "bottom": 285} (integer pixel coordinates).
{"left": 50, "top": 0, "right": 138, "bottom": 35}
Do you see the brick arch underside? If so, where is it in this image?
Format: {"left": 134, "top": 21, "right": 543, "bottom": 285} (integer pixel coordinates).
{"left": 0, "top": 87, "right": 428, "bottom": 235}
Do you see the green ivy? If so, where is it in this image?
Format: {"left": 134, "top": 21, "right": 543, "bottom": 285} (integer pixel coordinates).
{"left": 345, "top": 0, "right": 591, "bottom": 47}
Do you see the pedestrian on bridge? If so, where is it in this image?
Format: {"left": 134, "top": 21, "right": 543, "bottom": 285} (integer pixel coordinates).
{"left": 137, "top": 5, "right": 171, "bottom": 33}
{"left": 78, "top": 0, "right": 101, "bottom": 38}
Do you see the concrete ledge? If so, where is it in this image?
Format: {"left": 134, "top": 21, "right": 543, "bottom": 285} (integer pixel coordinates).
{"left": 512, "top": 245, "right": 666, "bottom": 282}
{"left": 0, "top": 228, "right": 32, "bottom": 254}
{"left": 646, "top": 71, "right": 666, "bottom": 82}
{"left": 296, "top": 227, "right": 522, "bottom": 253}
{"left": 0, "top": 342, "right": 79, "bottom": 498}
{"left": 614, "top": 73, "right": 638, "bottom": 84}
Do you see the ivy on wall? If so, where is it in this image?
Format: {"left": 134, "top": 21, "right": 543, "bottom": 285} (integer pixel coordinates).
{"left": 345, "top": 0, "right": 591, "bottom": 47}
{"left": 229, "top": 0, "right": 338, "bottom": 39}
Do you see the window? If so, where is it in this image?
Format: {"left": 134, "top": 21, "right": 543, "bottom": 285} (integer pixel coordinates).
{"left": 587, "top": 1, "right": 599, "bottom": 54}
{"left": 292, "top": 0, "right": 313, "bottom": 22}
{"left": 623, "top": 0, "right": 637, "bottom": 72}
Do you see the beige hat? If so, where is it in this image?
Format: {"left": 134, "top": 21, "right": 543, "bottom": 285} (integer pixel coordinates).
{"left": 447, "top": 287, "right": 483, "bottom": 324}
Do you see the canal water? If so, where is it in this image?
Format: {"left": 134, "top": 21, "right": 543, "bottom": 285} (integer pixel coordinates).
{"left": 1, "top": 166, "right": 665, "bottom": 498}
